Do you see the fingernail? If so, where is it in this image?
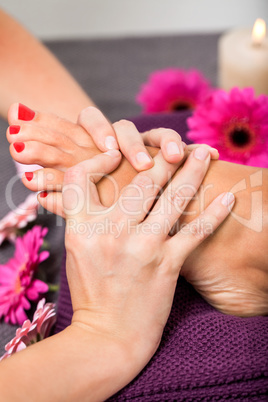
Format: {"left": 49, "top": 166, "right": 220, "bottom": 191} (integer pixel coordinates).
{"left": 104, "top": 150, "right": 120, "bottom": 157}
{"left": 25, "top": 172, "right": 34, "bottom": 181}
{"left": 136, "top": 152, "right": 152, "bottom": 165}
{"left": 221, "top": 192, "right": 235, "bottom": 207}
{"left": 39, "top": 191, "right": 48, "bottom": 198}
{"left": 18, "top": 104, "right": 35, "bottom": 121}
{"left": 9, "top": 125, "right": 20, "bottom": 135}
{"left": 105, "top": 136, "right": 118, "bottom": 150}
{"left": 166, "top": 141, "right": 180, "bottom": 156}
{"left": 194, "top": 147, "right": 210, "bottom": 161}
{"left": 13, "top": 142, "right": 25, "bottom": 153}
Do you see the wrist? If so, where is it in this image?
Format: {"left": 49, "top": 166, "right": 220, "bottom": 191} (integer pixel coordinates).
{"left": 67, "top": 321, "right": 143, "bottom": 400}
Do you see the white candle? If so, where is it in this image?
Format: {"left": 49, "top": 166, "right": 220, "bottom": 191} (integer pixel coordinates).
{"left": 218, "top": 19, "right": 268, "bottom": 95}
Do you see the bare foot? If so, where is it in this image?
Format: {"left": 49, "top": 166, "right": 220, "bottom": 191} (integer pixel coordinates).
{"left": 7, "top": 103, "right": 100, "bottom": 171}
{"left": 180, "top": 161, "right": 268, "bottom": 316}
{"left": 7, "top": 103, "right": 268, "bottom": 317}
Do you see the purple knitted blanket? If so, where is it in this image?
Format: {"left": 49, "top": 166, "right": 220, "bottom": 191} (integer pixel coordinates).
{"left": 55, "top": 112, "right": 268, "bottom": 400}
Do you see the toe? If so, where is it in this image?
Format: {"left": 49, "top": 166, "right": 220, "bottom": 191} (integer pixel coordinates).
{"left": 8, "top": 103, "right": 91, "bottom": 146}
{"left": 10, "top": 141, "right": 75, "bottom": 171}
{"left": 37, "top": 191, "right": 65, "bottom": 218}
{"left": 7, "top": 123, "right": 77, "bottom": 153}
{"left": 21, "top": 168, "right": 65, "bottom": 192}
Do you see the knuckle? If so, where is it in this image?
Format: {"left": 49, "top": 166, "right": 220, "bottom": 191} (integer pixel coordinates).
{"left": 115, "top": 119, "right": 135, "bottom": 130}
{"left": 134, "top": 173, "right": 154, "bottom": 188}
{"left": 165, "top": 186, "right": 195, "bottom": 209}
{"left": 146, "top": 129, "right": 157, "bottom": 142}
{"left": 78, "top": 106, "right": 99, "bottom": 125}
{"left": 159, "top": 128, "right": 181, "bottom": 141}
{"left": 189, "top": 216, "right": 216, "bottom": 240}
{"left": 131, "top": 236, "right": 158, "bottom": 258}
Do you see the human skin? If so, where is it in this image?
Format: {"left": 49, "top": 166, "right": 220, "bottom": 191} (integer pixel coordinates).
{"left": 0, "top": 9, "right": 94, "bottom": 121}
{"left": 7, "top": 105, "right": 268, "bottom": 317}
{"left": 0, "top": 150, "right": 233, "bottom": 401}
{"left": 1, "top": 9, "right": 267, "bottom": 316}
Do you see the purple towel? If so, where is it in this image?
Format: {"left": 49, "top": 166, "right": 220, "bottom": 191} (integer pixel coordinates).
{"left": 55, "top": 112, "right": 268, "bottom": 400}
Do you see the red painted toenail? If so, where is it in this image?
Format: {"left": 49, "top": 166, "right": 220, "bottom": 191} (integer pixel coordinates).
{"left": 39, "top": 191, "right": 48, "bottom": 198}
{"left": 25, "top": 172, "right": 34, "bottom": 181}
{"left": 18, "top": 104, "right": 35, "bottom": 121}
{"left": 9, "top": 125, "right": 20, "bottom": 134}
{"left": 13, "top": 142, "right": 25, "bottom": 152}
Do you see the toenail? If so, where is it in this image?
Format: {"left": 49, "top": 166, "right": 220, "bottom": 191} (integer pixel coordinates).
{"left": 18, "top": 104, "right": 35, "bottom": 121}
{"left": 13, "top": 142, "right": 25, "bottom": 152}
{"left": 9, "top": 125, "right": 20, "bottom": 135}
{"left": 25, "top": 172, "right": 34, "bottom": 181}
{"left": 39, "top": 191, "right": 48, "bottom": 198}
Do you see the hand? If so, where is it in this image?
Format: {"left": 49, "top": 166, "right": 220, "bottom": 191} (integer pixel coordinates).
{"left": 63, "top": 146, "right": 234, "bottom": 370}
{"left": 7, "top": 104, "right": 218, "bottom": 218}
{"left": 77, "top": 106, "right": 219, "bottom": 170}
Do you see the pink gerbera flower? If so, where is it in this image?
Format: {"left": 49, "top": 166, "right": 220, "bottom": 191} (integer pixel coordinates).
{"left": 0, "top": 193, "right": 39, "bottom": 245}
{"left": 0, "top": 226, "right": 49, "bottom": 325}
{"left": 187, "top": 87, "right": 268, "bottom": 167}
{"left": 136, "top": 68, "right": 212, "bottom": 113}
{"left": 0, "top": 298, "right": 56, "bottom": 360}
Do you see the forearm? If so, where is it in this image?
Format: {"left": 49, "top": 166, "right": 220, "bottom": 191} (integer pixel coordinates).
{"left": 0, "top": 9, "right": 94, "bottom": 122}
{"left": 0, "top": 324, "right": 138, "bottom": 402}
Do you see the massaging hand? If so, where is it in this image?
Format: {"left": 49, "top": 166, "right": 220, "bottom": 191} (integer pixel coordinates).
{"left": 7, "top": 103, "right": 218, "bottom": 216}
{"left": 76, "top": 106, "right": 219, "bottom": 169}
{"left": 63, "top": 146, "right": 233, "bottom": 377}
{"left": 9, "top": 103, "right": 265, "bottom": 318}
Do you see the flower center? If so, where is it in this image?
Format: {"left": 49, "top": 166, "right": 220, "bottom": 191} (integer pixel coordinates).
{"left": 224, "top": 122, "right": 256, "bottom": 153}
{"left": 14, "top": 275, "right": 22, "bottom": 294}
{"left": 14, "top": 263, "right": 27, "bottom": 294}
{"left": 230, "top": 128, "right": 251, "bottom": 147}
{"left": 169, "top": 99, "right": 194, "bottom": 111}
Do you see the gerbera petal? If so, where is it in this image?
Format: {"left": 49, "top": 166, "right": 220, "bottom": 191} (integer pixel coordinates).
{"left": 137, "top": 68, "right": 212, "bottom": 113}
{"left": 0, "top": 300, "right": 56, "bottom": 360}
{"left": 187, "top": 88, "right": 268, "bottom": 167}
{"left": 0, "top": 225, "right": 49, "bottom": 325}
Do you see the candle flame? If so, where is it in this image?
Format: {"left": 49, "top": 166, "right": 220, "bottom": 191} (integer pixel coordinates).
{"left": 252, "top": 18, "right": 266, "bottom": 46}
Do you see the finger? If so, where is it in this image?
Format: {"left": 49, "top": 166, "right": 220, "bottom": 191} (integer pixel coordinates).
{"left": 112, "top": 150, "right": 183, "bottom": 224}
{"left": 21, "top": 168, "right": 64, "bottom": 192}
{"left": 141, "top": 128, "right": 185, "bottom": 164}
{"left": 78, "top": 106, "right": 119, "bottom": 151}
{"left": 187, "top": 144, "right": 219, "bottom": 160}
{"left": 37, "top": 191, "right": 65, "bottom": 218}
{"left": 113, "top": 120, "right": 154, "bottom": 171}
{"left": 63, "top": 150, "right": 121, "bottom": 219}
{"left": 145, "top": 147, "right": 211, "bottom": 236}
{"left": 166, "top": 192, "right": 235, "bottom": 267}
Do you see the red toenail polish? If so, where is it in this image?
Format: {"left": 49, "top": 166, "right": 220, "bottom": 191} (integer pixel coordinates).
{"left": 13, "top": 142, "right": 25, "bottom": 152}
{"left": 39, "top": 191, "right": 48, "bottom": 198}
{"left": 9, "top": 125, "right": 20, "bottom": 134}
{"left": 25, "top": 172, "right": 33, "bottom": 181}
{"left": 18, "top": 103, "right": 35, "bottom": 121}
